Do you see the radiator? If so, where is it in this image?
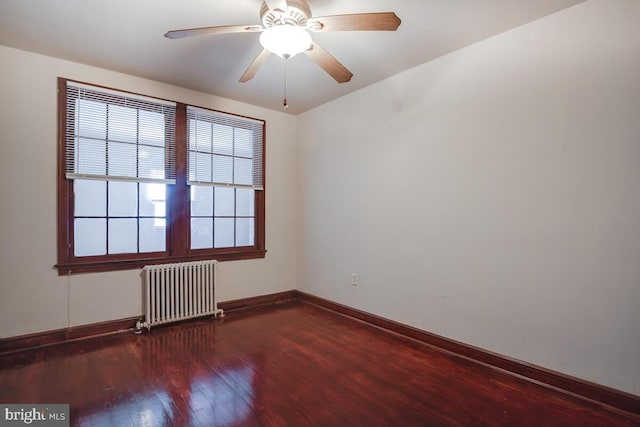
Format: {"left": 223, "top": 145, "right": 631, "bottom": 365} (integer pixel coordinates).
{"left": 136, "top": 260, "right": 224, "bottom": 331}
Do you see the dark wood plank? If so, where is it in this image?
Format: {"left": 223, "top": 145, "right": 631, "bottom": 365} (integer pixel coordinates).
{"left": 3, "top": 290, "right": 639, "bottom": 419}
{"left": 1, "top": 302, "right": 638, "bottom": 426}
{"left": 297, "top": 291, "right": 640, "bottom": 416}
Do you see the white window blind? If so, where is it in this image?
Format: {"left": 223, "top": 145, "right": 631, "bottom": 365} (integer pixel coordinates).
{"left": 187, "top": 106, "right": 264, "bottom": 190}
{"left": 65, "top": 81, "right": 176, "bottom": 184}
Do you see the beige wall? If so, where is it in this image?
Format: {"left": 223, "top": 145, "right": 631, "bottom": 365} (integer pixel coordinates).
{"left": 0, "top": 46, "right": 298, "bottom": 337}
{"left": 297, "top": 0, "right": 640, "bottom": 395}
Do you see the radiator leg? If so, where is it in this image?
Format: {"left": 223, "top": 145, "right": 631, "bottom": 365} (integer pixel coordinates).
{"left": 135, "top": 320, "right": 148, "bottom": 334}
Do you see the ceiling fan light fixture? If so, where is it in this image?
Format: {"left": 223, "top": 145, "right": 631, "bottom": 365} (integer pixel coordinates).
{"left": 259, "top": 25, "right": 312, "bottom": 58}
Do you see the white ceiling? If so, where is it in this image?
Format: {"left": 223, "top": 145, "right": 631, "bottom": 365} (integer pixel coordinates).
{"left": 0, "top": 0, "right": 585, "bottom": 115}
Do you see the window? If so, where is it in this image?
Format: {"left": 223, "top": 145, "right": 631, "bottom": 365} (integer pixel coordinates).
{"left": 64, "top": 82, "right": 174, "bottom": 258}
{"left": 187, "top": 107, "right": 263, "bottom": 251}
{"left": 57, "top": 79, "right": 266, "bottom": 274}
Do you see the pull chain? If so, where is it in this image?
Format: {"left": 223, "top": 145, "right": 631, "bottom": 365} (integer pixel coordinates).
{"left": 283, "top": 56, "right": 289, "bottom": 111}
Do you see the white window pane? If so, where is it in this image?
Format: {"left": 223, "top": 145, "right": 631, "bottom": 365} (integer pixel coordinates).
{"left": 213, "top": 155, "right": 233, "bottom": 184}
{"left": 188, "top": 154, "right": 196, "bottom": 182}
{"left": 139, "top": 218, "right": 165, "bottom": 252}
{"left": 153, "top": 202, "right": 166, "bottom": 224}
{"left": 214, "top": 218, "right": 234, "bottom": 248}
{"left": 191, "top": 218, "right": 213, "bottom": 249}
{"left": 212, "top": 123, "right": 233, "bottom": 155}
{"left": 139, "top": 146, "right": 165, "bottom": 180}
{"left": 236, "top": 218, "right": 254, "bottom": 246}
{"left": 189, "top": 119, "right": 208, "bottom": 152}
{"left": 76, "top": 99, "right": 106, "bottom": 140}
{"left": 138, "top": 110, "right": 165, "bottom": 147}
{"left": 191, "top": 152, "right": 212, "bottom": 182}
{"left": 214, "top": 187, "right": 234, "bottom": 217}
{"left": 108, "top": 141, "right": 137, "bottom": 178}
{"left": 108, "top": 218, "right": 137, "bottom": 254}
{"left": 108, "top": 105, "right": 137, "bottom": 143}
{"left": 140, "top": 183, "right": 166, "bottom": 217}
{"left": 189, "top": 120, "right": 196, "bottom": 149}
{"left": 193, "top": 120, "right": 212, "bottom": 153}
{"left": 108, "top": 181, "right": 138, "bottom": 217}
{"left": 74, "top": 180, "right": 106, "bottom": 216}
{"left": 234, "top": 128, "right": 253, "bottom": 158}
{"left": 235, "top": 188, "right": 254, "bottom": 217}
{"left": 74, "top": 218, "right": 106, "bottom": 256}
{"left": 234, "top": 157, "right": 252, "bottom": 186}
{"left": 76, "top": 138, "right": 106, "bottom": 175}
{"left": 191, "top": 186, "right": 213, "bottom": 216}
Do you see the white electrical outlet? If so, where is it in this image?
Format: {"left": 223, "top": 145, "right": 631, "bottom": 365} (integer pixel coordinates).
{"left": 351, "top": 273, "right": 358, "bottom": 286}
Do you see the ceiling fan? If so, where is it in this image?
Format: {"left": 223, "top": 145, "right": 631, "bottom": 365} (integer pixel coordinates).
{"left": 164, "top": 0, "right": 401, "bottom": 84}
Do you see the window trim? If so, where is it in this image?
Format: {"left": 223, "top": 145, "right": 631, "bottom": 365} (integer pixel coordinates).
{"left": 56, "top": 78, "right": 266, "bottom": 275}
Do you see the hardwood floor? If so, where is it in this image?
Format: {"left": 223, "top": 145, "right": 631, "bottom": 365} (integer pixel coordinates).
{"left": 1, "top": 302, "right": 638, "bottom": 426}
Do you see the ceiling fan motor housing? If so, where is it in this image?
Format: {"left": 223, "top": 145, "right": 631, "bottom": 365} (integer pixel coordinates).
{"left": 260, "top": 0, "right": 311, "bottom": 28}
{"left": 165, "top": 1, "right": 399, "bottom": 85}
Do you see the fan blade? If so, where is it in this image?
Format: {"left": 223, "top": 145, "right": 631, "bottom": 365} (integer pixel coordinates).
{"left": 239, "top": 49, "right": 271, "bottom": 82}
{"left": 164, "top": 24, "right": 262, "bottom": 39}
{"left": 264, "top": 0, "right": 288, "bottom": 13}
{"left": 307, "top": 12, "right": 401, "bottom": 32}
{"left": 304, "top": 42, "right": 353, "bottom": 83}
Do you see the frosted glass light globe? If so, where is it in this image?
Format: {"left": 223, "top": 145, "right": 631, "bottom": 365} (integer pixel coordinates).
{"left": 260, "top": 25, "right": 312, "bottom": 59}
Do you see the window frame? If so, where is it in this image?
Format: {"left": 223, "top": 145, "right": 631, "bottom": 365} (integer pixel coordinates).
{"left": 56, "top": 78, "right": 266, "bottom": 275}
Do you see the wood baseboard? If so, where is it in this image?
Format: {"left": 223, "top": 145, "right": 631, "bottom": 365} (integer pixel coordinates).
{"left": 3, "top": 289, "right": 638, "bottom": 416}
{"left": 0, "top": 290, "right": 298, "bottom": 355}
{"left": 0, "top": 316, "right": 140, "bottom": 355}
{"left": 218, "top": 290, "right": 298, "bottom": 313}
{"left": 296, "top": 291, "right": 640, "bottom": 416}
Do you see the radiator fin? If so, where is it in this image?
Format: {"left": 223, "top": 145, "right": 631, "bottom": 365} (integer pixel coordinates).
{"left": 138, "top": 260, "right": 224, "bottom": 331}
